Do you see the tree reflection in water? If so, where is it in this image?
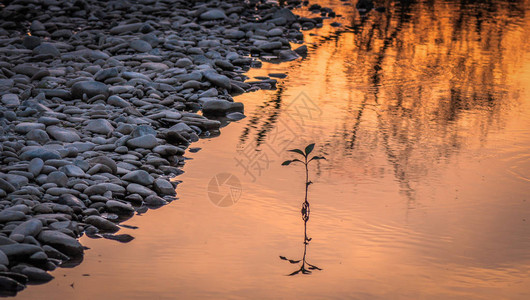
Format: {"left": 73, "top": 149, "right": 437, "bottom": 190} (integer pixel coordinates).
{"left": 237, "top": 0, "right": 527, "bottom": 205}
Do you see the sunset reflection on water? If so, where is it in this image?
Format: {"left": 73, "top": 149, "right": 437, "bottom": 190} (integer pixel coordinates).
{"left": 20, "top": 0, "right": 530, "bottom": 299}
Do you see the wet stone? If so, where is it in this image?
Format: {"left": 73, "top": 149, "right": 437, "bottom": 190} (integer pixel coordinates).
{"left": 130, "top": 39, "right": 152, "bottom": 53}
{"left": 121, "top": 170, "right": 154, "bottom": 185}
{"left": 23, "top": 35, "right": 41, "bottom": 50}
{"left": 85, "top": 119, "right": 114, "bottom": 135}
{"left": 84, "top": 216, "right": 119, "bottom": 233}
{"left": 46, "top": 187, "right": 80, "bottom": 197}
{"left": 203, "top": 72, "right": 231, "bottom": 89}
{"left": 85, "top": 183, "right": 125, "bottom": 195}
{"left": 259, "top": 41, "right": 283, "bottom": 52}
{"left": 144, "top": 195, "right": 168, "bottom": 207}
{"left": 226, "top": 112, "right": 246, "bottom": 121}
{"left": 107, "top": 95, "right": 130, "bottom": 108}
{"left": 202, "top": 100, "right": 244, "bottom": 116}
{"left": 0, "top": 275, "right": 25, "bottom": 293}
{"left": 26, "top": 129, "right": 50, "bottom": 144}
{"left": 33, "top": 43, "right": 60, "bottom": 57}
{"left": 5, "top": 174, "right": 29, "bottom": 188}
{"left": 59, "top": 165, "right": 86, "bottom": 177}
{"left": 105, "top": 200, "right": 134, "bottom": 215}
{"left": 37, "top": 117, "right": 60, "bottom": 126}
{"left": 0, "top": 244, "right": 41, "bottom": 259}
{"left": 131, "top": 125, "right": 156, "bottom": 138}
{"left": 1, "top": 94, "right": 19, "bottom": 108}
{"left": 9, "top": 219, "right": 43, "bottom": 238}
{"left": 102, "top": 233, "right": 134, "bottom": 243}
{"left": 278, "top": 49, "right": 300, "bottom": 61}
{"left": 19, "top": 148, "right": 61, "bottom": 161}
{"left": 15, "top": 123, "right": 45, "bottom": 135}
{"left": 175, "top": 58, "right": 193, "bottom": 68}
{"left": 154, "top": 178, "right": 176, "bottom": 196}
{"left": 126, "top": 134, "right": 158, "bottom": 149}
{"left": 153, "top": 145, "right": 183, "bottom": 156}
{"left": 200, "top": 9, "right": 227, "bottom": 20}
{"left": 89, "top": 156, "right": 117, "bottom": 175}
{"left": 42, "top": 245, "right": 69, "bottom": 261}
{"left": 95, "top": 67, "right": 119, "bottom": 82}
{"left": 20, "top": 267, "right": 53, "bottom": 283}
{"left": 46, "top": 171, "right": 68, "bottom": 187}
{"left": 110, "top": 23, "right": 143, "bottom": 34}
{"left": 0, "top": 237, "right": 16, "bottom": 246}
{"left": 57, "top": 194, "right": 85, "bottom": 208}
{"left": 0, "top": 211, "right": 26, "bottom": 223}
{"left": 126, "top": 183, "right": 156, "bottom": 197}
{"left": 37, "top": 230, "right": 83, "bottom": 256}
{"left": 29, "top": 251, "right": 48, "bottom": 262}
{"left": 294, "top": 45, "right": 308, "bottom": 56}
{"left": 71, "top": 81, "right": 110, "bottom": 100}
{"left": 46, "top": 126, "right": 80, "bottom": 143}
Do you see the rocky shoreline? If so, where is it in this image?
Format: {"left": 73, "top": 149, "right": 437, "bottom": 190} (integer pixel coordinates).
{"left": 0, "top": 0, "right": 335, "bottom": 295}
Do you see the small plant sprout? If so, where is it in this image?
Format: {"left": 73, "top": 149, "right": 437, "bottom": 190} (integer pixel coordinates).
{"left": 279, "top": 143, "right": 325, "bottom": 276}
{"left": 282, "top": 143, "right": 326, "bottom": 189}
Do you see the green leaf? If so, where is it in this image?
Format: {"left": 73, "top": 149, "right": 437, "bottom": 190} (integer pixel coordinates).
{"left": 287, "top": 148, "right": 305, "bottom": 156}
{"left": 304, "top": 143, "right": 315, "bottom": 155}
{"left": 309, "top": 155, "right": 326, "bottom": 162}
{"left": 282, "top": 159, "right": 304, "bottom": 166}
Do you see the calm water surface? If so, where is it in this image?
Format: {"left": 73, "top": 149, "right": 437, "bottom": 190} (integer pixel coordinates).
{"left": 19, "top": 0, "right": 530, "bottom": 299}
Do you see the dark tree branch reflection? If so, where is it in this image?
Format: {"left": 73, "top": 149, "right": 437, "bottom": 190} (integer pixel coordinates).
{"left": 237, "top": 0, "right": 527, "bottom": 203}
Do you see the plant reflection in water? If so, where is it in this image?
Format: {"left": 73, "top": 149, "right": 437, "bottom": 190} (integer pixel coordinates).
{"left": 279, "top": 144, "right": 325, "bottom": 276}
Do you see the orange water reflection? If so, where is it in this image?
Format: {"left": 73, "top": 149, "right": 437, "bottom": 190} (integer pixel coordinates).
{"left": 19, "top": 0, "right": 530, "bottom": 299}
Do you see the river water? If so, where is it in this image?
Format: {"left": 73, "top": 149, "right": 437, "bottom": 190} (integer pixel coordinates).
{"left": 18, "top": 0, "right": 530, "bottom": 299}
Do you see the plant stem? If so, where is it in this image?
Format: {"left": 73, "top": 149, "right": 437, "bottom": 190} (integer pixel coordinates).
{"left": 303, "top": 157, "right": 310, "bottom": 243}
{"left": 304, "top": 157, "right": 309, "bottom": 203}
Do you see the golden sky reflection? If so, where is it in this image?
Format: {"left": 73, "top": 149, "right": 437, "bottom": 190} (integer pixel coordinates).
{"left": 19, "top": 0, "right": 530, "bottom": 299}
